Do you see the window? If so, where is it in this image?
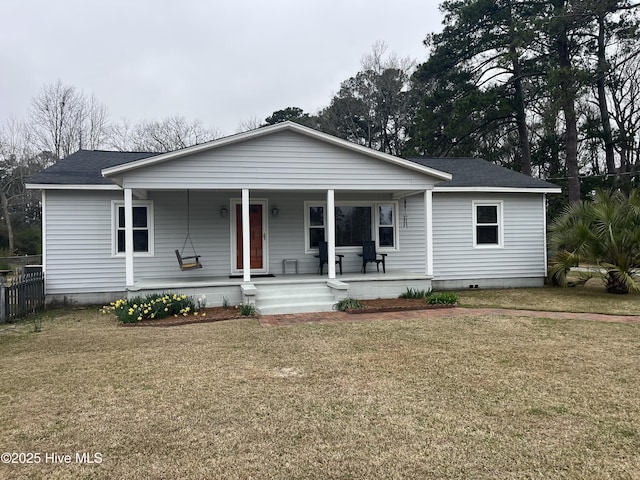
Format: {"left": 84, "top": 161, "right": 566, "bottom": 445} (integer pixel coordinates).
{"left": 309, "top": 206, "right": 325, "bottom": 249}
{"left": 305, "top": 201, "right": 397, "bottom": 252}
{"left": 377, "top": 204, "right": 395, "bottom": 247}
{"left": 112, "top": 201, "right": 154, "bottom": 256}
{"left": 473, "top": 202, "right": 502, "bottom": 247}
{"left": 335, "top": 206, "right": 372, "bottom": 247}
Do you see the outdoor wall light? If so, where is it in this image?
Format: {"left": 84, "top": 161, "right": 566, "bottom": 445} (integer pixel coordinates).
{"left": 220, "top": 206, "right": 229, "bottom": 217}
{"left": 271, "top": 206, "right": 279, "bottom": 217}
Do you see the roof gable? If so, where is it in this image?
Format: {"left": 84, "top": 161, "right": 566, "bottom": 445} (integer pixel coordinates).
{"left": 104, "top": 128, "right": 449, "bottom": 191}
{"left": 101, "top": 122, "right": 452, "bottom": 182}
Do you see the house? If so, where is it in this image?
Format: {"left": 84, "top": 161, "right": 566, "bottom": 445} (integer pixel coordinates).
{"left": 26, "top": 122, "right": 561, "bottom": 314}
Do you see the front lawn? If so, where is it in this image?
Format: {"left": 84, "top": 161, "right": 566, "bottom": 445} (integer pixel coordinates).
{"left": 2, "top": 306, "right": 639, "bottom": 479}
{"left": 455, "top": 282, "right": 640, "bottom": 315}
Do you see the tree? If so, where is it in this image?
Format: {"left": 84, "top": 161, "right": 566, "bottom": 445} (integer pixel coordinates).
{"left": 30, "top": 81, "right": 221, "bottom": 155}
{"left": 235, "top": 116, "right": 263, "bottom": 134}
{"left": 265, "top": 107, "right": 309, "bottom": 125}
{"left": 577, "top": 0, "right": 639, "bottom": 183}
{"left": 318, "top": 42, "right": 415, "bottom": 155}
{"left": 108, "top": 115, "right": 221, "bottom": 152}
{"left": 609, "top": 52, "right": 640, "bottom": 186}
{"left": 408, "top": 63, "right": 520, "bottom": 165}
{"left": 548, "top": 189, "right": 640, "bottom": 294}
{"left": 410, "top": 0, "right": 547, "bottom": 174}
{"left": 544, "top": 0, "right": 588, "bottom": 203}
{"left": 0, "top": 118, "right": 51, "bottom": 252}
{"left": 29, "top": 80, "right": 110, "bottom": 159}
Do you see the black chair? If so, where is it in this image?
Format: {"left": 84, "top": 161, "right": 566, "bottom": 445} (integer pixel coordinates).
{"left": 315, "top": 241, "right": 344, "bottom": 275}
{"left": 359, "top": 241, "right": 387, "bottom": 274}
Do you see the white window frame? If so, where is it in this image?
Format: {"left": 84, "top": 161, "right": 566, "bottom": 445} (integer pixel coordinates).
{"left": 304, "top": 200, "right": 399, "bottom": 254}
{"left": 111, "top": 200, "right": 154, "bottom": 257}
{"left": 306, "top": 204, "right": 326, "bottom": 255}
{"left": 472, "top": 200, "right": 503, "bottom": 248}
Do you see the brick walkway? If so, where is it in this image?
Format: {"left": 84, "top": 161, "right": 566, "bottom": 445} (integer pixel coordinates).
{"left": 258, "top": 307, "right": 640, "bottom": 327}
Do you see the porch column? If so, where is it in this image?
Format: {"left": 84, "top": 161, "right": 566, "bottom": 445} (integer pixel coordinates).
{"left": 425, "top": 188, "right": 433, "bottom": 277}
{"left": 124, "top": 188, "right": 134, "bottom": 287}
{"left": 242, "top": 189, "right": 251, "bottom": 282}
{"left": 543, "top": 193, "right": 548, "bottom": 276}
{"left": 327, "top": 189, "right": 336, "bottom": 279}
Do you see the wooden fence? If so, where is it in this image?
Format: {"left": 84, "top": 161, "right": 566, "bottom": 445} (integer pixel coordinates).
{"left": 0, "top": 271, "right": 45, "bottom": 323}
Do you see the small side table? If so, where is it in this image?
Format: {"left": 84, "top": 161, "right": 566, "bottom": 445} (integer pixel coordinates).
{"left": 282, "top": 259, "right": 298, "bottom": 274}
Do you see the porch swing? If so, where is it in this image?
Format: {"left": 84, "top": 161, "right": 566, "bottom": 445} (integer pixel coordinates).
{"left": 175, "top": 190, "right": 203, "bottom": 270}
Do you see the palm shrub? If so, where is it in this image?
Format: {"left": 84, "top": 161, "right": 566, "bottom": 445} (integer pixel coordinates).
{"left": 548, "top": 189, "right": 640, "bottom": 294}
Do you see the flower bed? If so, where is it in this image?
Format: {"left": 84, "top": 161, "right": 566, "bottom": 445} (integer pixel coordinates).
{"left": 102, "top": 292, "right": 256, "bottom": 326}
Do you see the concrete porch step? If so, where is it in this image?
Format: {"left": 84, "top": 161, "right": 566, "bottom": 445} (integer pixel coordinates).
{"left": 257, "top": 292, "right": 335, "bottom": 307}
{"left": 257, "top": 301, "right": 336, "bottom": 315}
{"left": 255, "top": 282, "right": 337, "bottom": 315}
{"left": 256, "top": 283, "right": 330, "bottom": 296}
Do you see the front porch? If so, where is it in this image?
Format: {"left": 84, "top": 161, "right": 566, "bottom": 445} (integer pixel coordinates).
{"left": 102, "top": 122, "right": 449, "bottom": 314}
{"left": 129, "top": 271, "right": 433, "bottom": 315}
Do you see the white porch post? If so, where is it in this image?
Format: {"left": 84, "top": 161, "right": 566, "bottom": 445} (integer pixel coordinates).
{"left": 425, "top": 188, "right": 433, "bottom": 277}
{"left": 242, "top": 189, "right": 251, "bottom": 282}
{"left": 543, "top": 193, "right": 548, "bottom": 276}
{"left": 124, "top": 188, "right": 134, "bottom": 287}
{"left": 41, "top": 191, "right": 47, "bottom": 277}
{"left": 327, "top": 189, "right": 336, "bottom": 279}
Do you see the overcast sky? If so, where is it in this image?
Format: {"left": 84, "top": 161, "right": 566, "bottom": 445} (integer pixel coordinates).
{"left": 1, "top": 0, "right": 444, "bottom": 136}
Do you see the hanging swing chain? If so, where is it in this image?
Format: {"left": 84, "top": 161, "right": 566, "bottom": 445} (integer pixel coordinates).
{"left": 187, "top": 190, "right": 192, "bottom": 235}
{"left": 181, "top": 190, "right": 198, "bottom": 256}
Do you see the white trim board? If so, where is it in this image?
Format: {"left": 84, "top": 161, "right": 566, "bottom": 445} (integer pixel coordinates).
{"left": 435, "top": 186, "right": 562, "bottom": 194}
{"left": 26, "top": 183, "right": 121, "bottom": 191}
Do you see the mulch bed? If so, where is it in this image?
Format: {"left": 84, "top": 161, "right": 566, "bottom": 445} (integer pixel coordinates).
{"left": 119, "top": 307, "right": 247, "bottom": 327}
{"left": 346, "top": 298, "right": 456, "bottom": 314}
{"left": 118, "top": 298, "right": 453, "bottom": 327}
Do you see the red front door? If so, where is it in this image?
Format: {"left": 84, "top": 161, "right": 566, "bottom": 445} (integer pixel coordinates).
{"left": 236, "top": 204, "right": 263, "bottom": 270}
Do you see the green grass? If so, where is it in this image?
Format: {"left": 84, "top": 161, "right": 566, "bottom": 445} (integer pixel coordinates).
{"left": 1, "top": 305, "right": 640, "bottom": 479}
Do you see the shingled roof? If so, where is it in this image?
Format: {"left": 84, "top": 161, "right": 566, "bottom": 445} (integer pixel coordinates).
{"left": 27, "top": 150, "right": 156, "bottom": 186}
{"left": 407, "top": 157, "right": 559, "bottom": 190}
{"left": 27, "top": 149, "right": 559, "bottom": 192}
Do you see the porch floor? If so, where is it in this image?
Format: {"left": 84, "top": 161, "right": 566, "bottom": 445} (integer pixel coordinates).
{"left": 133, "top": 270, "right": 431, "bottom": 290}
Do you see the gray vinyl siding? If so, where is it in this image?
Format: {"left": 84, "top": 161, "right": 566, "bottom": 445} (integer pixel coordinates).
{"left": 150, "top": 191, "right": 428, "bottom": 277}
{"left": 44, "top": 190, "right": 431, "bottom": 295}
{"left": 118, "top": 130, "right": 438, "bottom": 191}
{"left": 432, "top": 192, "right": 546, "bottom": 280}
{"left": 394, "top": 194, "right": 427, "bottom": 273}
{"left": 43, "top": 190, "right": 235, "bottom": 295}
{"left": 135, "top": 190, "right": 232, "bottom": 279}
{"left": 45, "top": 189, "right": 547, "bottom": 296}
{"left": 267, "top": 192, "right": 426, "bottom": 275}
{"left": 45, "top": 191, "right": 125, "bottom": 295}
